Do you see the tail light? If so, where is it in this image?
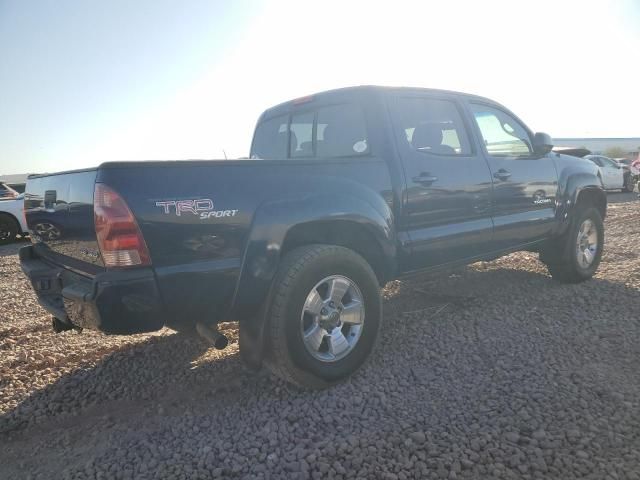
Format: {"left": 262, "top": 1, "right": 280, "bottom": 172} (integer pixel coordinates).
{"left": 94, "top": 184, "right": 151, "bottom": 267}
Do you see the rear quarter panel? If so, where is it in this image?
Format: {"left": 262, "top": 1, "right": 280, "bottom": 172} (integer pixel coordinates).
{"left": 97, "top": 159, "right": 394, "bottom": 329}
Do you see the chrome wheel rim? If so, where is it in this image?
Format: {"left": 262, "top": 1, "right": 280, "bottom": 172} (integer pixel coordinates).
{"left": 576, "top": 219, "right": 598, "bottom": 269}
{"left": 300, "top": 275, "right": 365, "bottom": 363}
{"left": 34, "top": 222, "right": 60, "bottom": 240}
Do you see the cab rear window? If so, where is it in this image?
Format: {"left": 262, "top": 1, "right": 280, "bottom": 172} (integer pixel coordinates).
{"left": 251, "top": 104, "right": 369, "bottom": 159}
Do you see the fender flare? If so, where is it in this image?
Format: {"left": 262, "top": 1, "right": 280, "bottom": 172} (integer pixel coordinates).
{"left": 554, "top": 168, "right": 606, "bottom": 237}
{"left": 232, "top": 190, "right": 395, "bottom": 369}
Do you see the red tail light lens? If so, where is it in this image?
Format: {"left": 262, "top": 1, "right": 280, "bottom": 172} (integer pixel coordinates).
{"left": 94, "top": 184, "right": 151, "bottom": 267}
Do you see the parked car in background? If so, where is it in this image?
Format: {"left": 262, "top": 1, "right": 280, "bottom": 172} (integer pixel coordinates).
{"left": 613, "top": 158, "right": 631, "bottom": 167}
{"left": 0, "top": 182, "right": 19, "bottom": 199}
{"left": 630, "top": 158, "right": 640, "bottom": 191}
{"left": 0, "top": 194, "right": 28, "bottom": 244}
{"left": 584, "top": 155, "right": 634, "bottom": 192}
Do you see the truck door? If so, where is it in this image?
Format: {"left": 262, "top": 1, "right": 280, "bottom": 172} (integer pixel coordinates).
{"left": 389, "top": 94, "right": 494, "bottom": 271}
{"left": 466, "top": 102, "right": 559, "bottom": 250}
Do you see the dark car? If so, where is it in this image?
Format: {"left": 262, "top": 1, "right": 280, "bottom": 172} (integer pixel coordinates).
{"left": 20, "top": 86, "right": 606, "bottom": 388}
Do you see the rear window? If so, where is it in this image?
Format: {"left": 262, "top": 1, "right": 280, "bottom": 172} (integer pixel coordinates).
{"left": 251, "top": 103, "right": 369, "bottom": 159}
{"left": 251, "top": 115, "right": 288, "bottom": 160}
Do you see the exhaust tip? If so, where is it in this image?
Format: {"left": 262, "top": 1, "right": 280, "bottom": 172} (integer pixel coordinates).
{"left": 196, "top": 322, "right": 228, "bottom": 350}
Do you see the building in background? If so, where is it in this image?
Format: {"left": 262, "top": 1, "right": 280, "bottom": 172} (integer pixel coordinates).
{"left": 552, "top": 138, "right": 640, "bottom": 160}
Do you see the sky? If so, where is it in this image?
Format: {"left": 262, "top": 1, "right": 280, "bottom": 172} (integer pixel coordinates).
{"left": 1, "top": 0, "right": 639, "bottom": 175}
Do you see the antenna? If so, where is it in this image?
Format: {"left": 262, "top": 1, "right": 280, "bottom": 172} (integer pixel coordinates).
{"left": 222, "top": 149, "right": 228, "bottom": 160}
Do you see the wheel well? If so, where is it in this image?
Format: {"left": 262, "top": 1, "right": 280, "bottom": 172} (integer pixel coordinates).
{"left": 576, "top": 188, "right": 606, "bottom": 220}
{"left": 281, "top": 221, "right": 390, "bottom": 284}
{"left": 0, "top": 212, "right": 21, "bottom": 233}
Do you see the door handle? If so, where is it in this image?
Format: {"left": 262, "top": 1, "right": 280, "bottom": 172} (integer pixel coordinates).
{"left": 412, "top": 173, "right": 438, "bottom": 186}
{"left": 493, "top": 169, "right": 512, "bottom": 181}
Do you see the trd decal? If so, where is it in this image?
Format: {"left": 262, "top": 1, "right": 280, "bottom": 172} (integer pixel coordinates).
{"left": 155, "top": 199, "right": 238, "bottom": 219}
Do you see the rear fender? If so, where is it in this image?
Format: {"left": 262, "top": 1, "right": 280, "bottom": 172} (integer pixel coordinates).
{"left": 233, "top": 192, "right": 395, "bottom": 369}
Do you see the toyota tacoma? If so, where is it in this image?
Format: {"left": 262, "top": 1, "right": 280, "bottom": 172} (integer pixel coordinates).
{"left": 20, "top": 86, "right": 606, "bottom": 388}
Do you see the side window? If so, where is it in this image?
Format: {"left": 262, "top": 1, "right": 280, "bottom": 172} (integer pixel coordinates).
{"left": 317, "top": 104, "right": 368, "bottom": 157}
{"left": 470, "top": 104, "right": 533, "bottom": 157}
{"left": 586, "top": 156, "right": 602, "bottom": 166}
{"left": 251, "top": 114, "right": 288, "bottom": 159}
{"left": 393, "top": 97, "right": 472, "bottom": 156}
{"left": 290, "top": 112, "right": 314, "bottom": 158}
{"left": 250, "top": 104, "right": 368, "bottom": 159}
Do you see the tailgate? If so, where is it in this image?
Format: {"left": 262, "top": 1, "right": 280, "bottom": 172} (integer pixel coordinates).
{"left": 24, "top": 169, "right": 103, "bottom": 270}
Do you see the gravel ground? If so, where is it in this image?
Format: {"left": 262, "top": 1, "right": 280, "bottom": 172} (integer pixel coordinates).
{"left": 1, "top": 192, "right": 639, "bottom": 480}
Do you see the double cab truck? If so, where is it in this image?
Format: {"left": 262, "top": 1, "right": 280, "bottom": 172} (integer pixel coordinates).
{"left": 20, "top": 86, "right": 606, "bottom": 388}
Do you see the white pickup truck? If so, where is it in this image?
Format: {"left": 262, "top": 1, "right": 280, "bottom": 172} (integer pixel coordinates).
{"left": 0, "top": 195, "right": 28, "bottom": 244}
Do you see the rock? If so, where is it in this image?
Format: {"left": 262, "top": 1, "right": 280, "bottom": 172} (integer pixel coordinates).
{"left": 504, "top": 432, "right": 520, "bottom": 443}
{"left": 532, "top": 430, "right": 546, "bottom": 441}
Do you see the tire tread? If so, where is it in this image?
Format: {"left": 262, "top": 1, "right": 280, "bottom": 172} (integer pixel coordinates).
{"left": 264, "top": 244, "right": 378, "bottom": 388}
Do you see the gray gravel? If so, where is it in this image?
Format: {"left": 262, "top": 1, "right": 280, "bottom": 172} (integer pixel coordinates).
{"left": 1, "top": 192, "right": 640, "bottom": 480}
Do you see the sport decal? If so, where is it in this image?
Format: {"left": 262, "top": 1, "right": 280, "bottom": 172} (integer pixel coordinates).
{"left": 155, "top": 199, "right": 238, "bottom": 220}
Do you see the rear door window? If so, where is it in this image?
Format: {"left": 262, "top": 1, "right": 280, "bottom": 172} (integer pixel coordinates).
{"left": 251, "top": 104, "right": 368, "bottom": 159}
{"left": 392, "top": 97, "right": 472, "bottom": 156}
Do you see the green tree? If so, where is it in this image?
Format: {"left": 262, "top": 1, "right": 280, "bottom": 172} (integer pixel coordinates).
{"left": 603, "top": 146, "right": 627, "bottom": 158}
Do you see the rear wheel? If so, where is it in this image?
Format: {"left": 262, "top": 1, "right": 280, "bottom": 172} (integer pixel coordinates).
{"left": 0, "top": 214, "right": 19, "bottom": 245}
{"left": 544, "top": 207, "right": 604, "bottom": 283}
{"left": 265, "top": 244, "right": 382, "bottom": 389}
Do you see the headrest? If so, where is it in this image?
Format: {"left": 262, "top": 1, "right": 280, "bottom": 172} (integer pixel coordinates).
{"left": 411, "top": 123, "right": 444, "bottom": 149}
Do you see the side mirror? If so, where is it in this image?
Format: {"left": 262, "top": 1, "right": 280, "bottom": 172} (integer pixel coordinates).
{"left": 533, "top": 132, "right": 553, "bottom": 155}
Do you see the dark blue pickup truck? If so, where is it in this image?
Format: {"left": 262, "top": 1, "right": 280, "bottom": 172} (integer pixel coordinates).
{"left": 20, "top": 86, "right": 606, "bottom": 388}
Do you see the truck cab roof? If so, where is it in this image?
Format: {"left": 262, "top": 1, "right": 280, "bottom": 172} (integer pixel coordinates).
{"left": 259, "top": 85, "right": 496, "bottom": 121}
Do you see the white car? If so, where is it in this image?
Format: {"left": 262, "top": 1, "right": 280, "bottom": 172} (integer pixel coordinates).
{"left": 584, "top": 155, "right": 634, "bottom": 192}
{"left": 0, "top": 194, "right": 28, "bottom": 244}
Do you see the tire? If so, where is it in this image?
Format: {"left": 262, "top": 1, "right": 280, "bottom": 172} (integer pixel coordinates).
{"left": 545, "top": 207, "right": 604, "bottom": 283}
{"left": 622, "top": 174, "right": 634, "bottom": 192}
{"left": 264, "top": 244, "right": 382, "bottom": 389}
{"left": 0, "top": 214, "right": 19, "bottom": 245}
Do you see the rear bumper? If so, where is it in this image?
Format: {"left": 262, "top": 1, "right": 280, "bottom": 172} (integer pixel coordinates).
{"left": 20, "top": 245, "right": 166, "bottom": 334}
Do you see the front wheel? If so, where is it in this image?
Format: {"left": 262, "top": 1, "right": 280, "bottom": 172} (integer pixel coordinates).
{"left": 545, "top": 207, "right": 604, "bottom": 283}
{"left": 265, "top": 245, "right": 382, "bottom": 389}
{"left": 622, "top": 174, "right": 634, "bottom": 192}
